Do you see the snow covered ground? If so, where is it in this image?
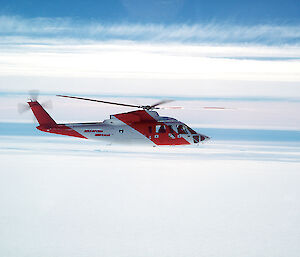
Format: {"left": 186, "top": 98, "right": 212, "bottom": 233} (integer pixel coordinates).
{"left": 0, "top": 123, "right": 299, "bottom": 257}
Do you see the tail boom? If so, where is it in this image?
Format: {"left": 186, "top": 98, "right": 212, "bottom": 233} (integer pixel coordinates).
{"left": 37, "top": 125, "right": 87, "bottom": 139}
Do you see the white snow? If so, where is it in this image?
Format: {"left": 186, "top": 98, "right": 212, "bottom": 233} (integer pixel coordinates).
{"left": 0, "top": 135, "right": 299, "bottom": 257}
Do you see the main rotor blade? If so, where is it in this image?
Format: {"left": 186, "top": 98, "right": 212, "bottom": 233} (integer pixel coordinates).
{"left": 57, "top": 95, "right": 141, "bottom": 108}
{"left": 150, "top": 99, "right": 173, "bottom": 109}
{"left": 160, "top": 106, "right": 234, "bottom": 110}
{"left": 203, "top": 106, "right": 236, "bottom": 110}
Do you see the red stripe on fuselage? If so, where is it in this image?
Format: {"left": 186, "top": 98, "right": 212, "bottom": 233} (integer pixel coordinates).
{"left": 113, "top": 110, "right": 190, "bottom": 145}
{"left": 37, "top": 125, "right": 87, "bottom": 139}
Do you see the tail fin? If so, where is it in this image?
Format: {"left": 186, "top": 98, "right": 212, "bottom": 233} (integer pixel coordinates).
{"left": 28, "top": 101, "right": 57, "bottom": 127}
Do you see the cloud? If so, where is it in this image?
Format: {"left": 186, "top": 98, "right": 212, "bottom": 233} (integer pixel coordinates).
{"left": 1, "top": 15, "right": 300, "bottom": 45}
{"left": 0, "top": 41, "right": 300, "bottom": 83}
{"left": 1, "top": 16, "right": 300, "bottom": 84}
{"left": 0, "top": 15, "right": 300, "bottom": 130}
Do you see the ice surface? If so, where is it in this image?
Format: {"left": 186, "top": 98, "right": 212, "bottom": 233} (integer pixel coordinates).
{"left": 0, "top": 124, "right": 300, "bottom": 257}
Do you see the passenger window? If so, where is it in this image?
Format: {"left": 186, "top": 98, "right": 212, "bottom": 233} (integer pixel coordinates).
{"left": 156, "top": 125, "right": 166, "bottom": 133}
{"left": 168, "top": 125, "right": 176, "bottom": 139}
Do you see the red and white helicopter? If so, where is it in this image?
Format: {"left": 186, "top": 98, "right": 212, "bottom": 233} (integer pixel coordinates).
{"left": 25, "top": 94, "right": 211, "bottom": 146}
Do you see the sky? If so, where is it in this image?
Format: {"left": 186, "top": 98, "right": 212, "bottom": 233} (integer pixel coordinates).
{"left": 0, "top": 0, "right": 300, "bottom": 128}
{"left": 0, "top": 0, "right": 300, "bottom": 130}
{"left": 1, "top": 0, "right": 300, "bottom": 24}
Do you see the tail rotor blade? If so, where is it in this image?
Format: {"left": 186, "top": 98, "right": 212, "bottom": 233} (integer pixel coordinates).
{"left": 18, "top": 103, "right": 30, "bottom": 114}
{"left": 41, "top": 100, "right": 53, "bottom": 109}
{"left": 29, "top": 90, "right": 40, "bottom": 101}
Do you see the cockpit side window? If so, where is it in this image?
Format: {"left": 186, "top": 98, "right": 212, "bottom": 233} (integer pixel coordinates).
{"left": 168, "top": 125, "right": 176, "bottom": 133}
{"left": 177, "top": 124, "right": 188, "bottom": 134}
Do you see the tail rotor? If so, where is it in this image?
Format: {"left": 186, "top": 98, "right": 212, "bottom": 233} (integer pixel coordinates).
{"left": 18, "top": 91, "right": 53, "bottom": 126}
{"left": 18, "top": 90, "right": 53, "bottom": 113}
{"left": 28, "top": 90, "right": 40, "bottom": 102}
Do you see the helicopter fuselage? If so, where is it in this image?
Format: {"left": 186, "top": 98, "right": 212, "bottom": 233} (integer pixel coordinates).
{"left": 31, "top": 101, "right": 209, "bottom": 146}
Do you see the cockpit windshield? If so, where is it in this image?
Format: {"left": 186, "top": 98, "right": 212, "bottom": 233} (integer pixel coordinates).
{"left": 167, "top": 124, "right": 197, "bottom": 135}
{"left": 186, "top": 126, "right": 197, "bottom": 134}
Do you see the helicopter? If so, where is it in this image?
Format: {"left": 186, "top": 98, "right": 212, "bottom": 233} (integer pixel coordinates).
{"left": 25, "top": 94, "right": 211, "bottom": 146}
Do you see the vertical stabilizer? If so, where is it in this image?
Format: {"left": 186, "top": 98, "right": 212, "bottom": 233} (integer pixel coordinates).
{"left": 28, "top": 101, "right": 57, "bottom": 127}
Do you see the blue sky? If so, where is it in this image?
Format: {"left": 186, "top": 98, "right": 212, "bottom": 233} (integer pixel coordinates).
{"left": 0, "top": 0, "right": 299, "bottom": 129}
{"left": 1, "top": 0, "right": 300, "bottom": 25}
{"left": 1, "top": 0, "right": 300, "bottom": 45}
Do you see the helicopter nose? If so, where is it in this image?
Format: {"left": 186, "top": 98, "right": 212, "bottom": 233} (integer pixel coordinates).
{"left": 192, "top": 134, "right": 210, "bottom": 143}
{"left": 201, "top": 135, "right": 210, "bottom": 141}
{"left": 200, "top": 134, "right": 210, "bottom": 142}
